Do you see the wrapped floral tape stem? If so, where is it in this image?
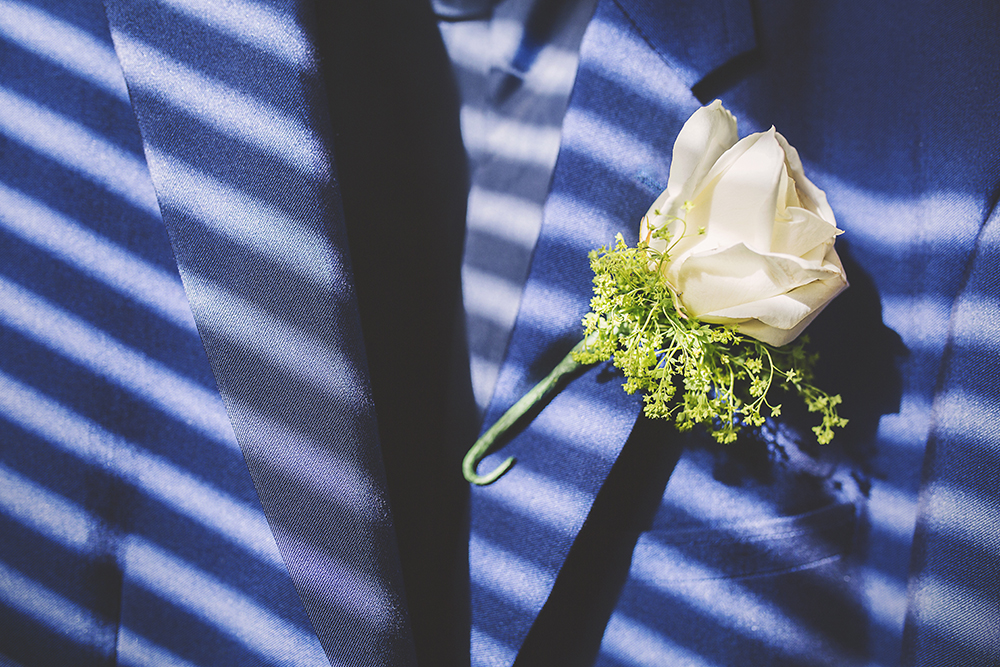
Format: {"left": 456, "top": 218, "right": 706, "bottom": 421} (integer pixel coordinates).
{"left": 463, "top": 337, "right": 593, "bottom": 485}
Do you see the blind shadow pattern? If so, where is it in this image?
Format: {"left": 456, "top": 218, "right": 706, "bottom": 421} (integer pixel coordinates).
{"left": 2, "top": 0, "right": 998, "bottom": 666}
{"left": 0, "top": 0, "right": 417, "bottom": 665}
{"left": 466, "top": 0, "right": 1000, "bottom": 666}
{"left": 439, "top": 0, "right": 598, "bottom": 413}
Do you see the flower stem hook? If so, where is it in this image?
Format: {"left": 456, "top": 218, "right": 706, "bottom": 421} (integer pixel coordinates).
{"left": 462, "top": 443, "right": 515, "bottom": 486}
{"left": 463, "top": 337, "right": 592, "bottom": 485}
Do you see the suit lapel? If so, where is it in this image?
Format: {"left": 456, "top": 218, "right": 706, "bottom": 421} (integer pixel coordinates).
{"left": 102, "top": 1, "right": 417, "bottom": 664}
{"left": 903, "top": 199, "right": 1000, "bottom": 666}
{"left": 613, "top": 0, "right": 757, "bottom": 88}
{"left": 468, "top": 0, "right": 755, "bottom": 663}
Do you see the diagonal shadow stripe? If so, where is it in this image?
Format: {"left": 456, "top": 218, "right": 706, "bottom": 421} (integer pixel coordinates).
{"left": 0, "top": 37, "right": 136, "bottom": 152}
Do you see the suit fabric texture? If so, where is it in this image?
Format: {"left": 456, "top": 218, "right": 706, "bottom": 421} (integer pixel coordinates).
{"left": 0, "top": 0, "right": 998, "bottom": 666}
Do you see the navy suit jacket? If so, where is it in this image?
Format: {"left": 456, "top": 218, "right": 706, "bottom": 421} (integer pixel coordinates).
{"left": 1, "top": 0, "right": 998, "bottom": 666}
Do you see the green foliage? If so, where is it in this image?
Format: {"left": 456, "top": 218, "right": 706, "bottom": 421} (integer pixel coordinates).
{"left": 573, "top": 233, "right": 847, "bottom": 445}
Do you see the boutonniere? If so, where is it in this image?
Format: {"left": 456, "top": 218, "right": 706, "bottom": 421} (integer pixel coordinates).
{"left": 464, "top": 101, "right": 848, "bottom": 485}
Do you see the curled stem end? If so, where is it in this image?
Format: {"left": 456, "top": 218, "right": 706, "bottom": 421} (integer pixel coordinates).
{"left": 461, "top": 337, "right": 592, "bottom": 486}
{"left": 463, "top": 448, "right": 515, "bottom": 485}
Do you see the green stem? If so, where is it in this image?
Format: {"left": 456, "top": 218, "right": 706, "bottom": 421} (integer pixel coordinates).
{"left": 463, "top": 337, "right": 592, "bottom": 485}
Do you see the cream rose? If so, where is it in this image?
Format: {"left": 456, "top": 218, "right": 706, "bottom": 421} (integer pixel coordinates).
{"left": 641, "top": 101, "right": 847, "bottom": 347}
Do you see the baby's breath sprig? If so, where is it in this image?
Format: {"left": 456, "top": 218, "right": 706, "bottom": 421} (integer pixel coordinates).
{"left": 462, "top": 219, "right": 846, "bottom": 486}
{"left": 573, "top": 231, "right": 846, "bottom": 446}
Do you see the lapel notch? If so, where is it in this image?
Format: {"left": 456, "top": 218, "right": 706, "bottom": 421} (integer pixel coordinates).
{"left": 613, "top": 0, "right": 757, "bottom": 89}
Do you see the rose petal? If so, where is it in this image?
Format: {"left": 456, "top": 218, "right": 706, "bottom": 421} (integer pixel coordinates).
{"left": 800, "top": 241, "right": 831, "bottom": 264}
{"left": 693, "top": 128, "right": 786, "bottom": 252}
{"left": 709, "top": 246, "right": 848, "bottom": 346}
{"left": 737, "top": 315, "right": 815, "bottom": 347}
{"left": 775, "top": 131, "right": 837, "bottom": 225}
{"left": 771, "top": 206, "right": 842, "bottom": 256}
{"left": 780, "top": 162, "right": 800, "bottom": 210}
{"left": 643, "top": 102, "right": 847, "bottom": 348}
{"left": 642, "top": 101, "right": 739, "bottom": 254}
{"left": 704, "top": 270, "right": 847, "bottom": 329}
{"left": 660, "top": 100, "right": 739, "bottom": 210}
{"left": 675, "top": 242, "right": 840, "bottom": 317}
{"left": 728, "top": 271, "right": 848, "bottom": 346}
